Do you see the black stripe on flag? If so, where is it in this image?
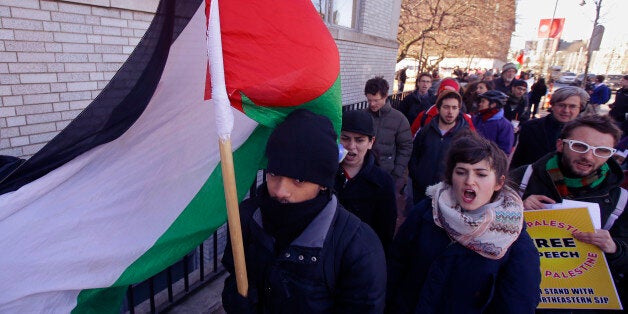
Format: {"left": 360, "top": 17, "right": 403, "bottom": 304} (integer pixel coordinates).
{"left": 0, "top": 0, "right": 204, "bottom": 194}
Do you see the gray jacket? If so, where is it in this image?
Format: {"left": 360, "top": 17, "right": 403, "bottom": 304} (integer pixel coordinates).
{"left": 365, "top": 102, "right": 413, "bottom": 180}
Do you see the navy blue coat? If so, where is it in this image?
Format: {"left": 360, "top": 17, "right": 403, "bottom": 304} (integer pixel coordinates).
{"left": 409, "top": 114, "right": 471, "bottom": 204}
{"left": 398, "top": 90, "right": 436, "bottom": 124}
{"left": 222, "top": 195, "right": 386, "bottom": 313}
{"left": 387, "top": 199, "right": 541, "bottom": 314}
{"left": 335, "top": 151, "right": 397, "bottom": 254}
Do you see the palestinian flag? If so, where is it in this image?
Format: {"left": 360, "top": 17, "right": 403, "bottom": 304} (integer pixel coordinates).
{"left": 515, "top": 50, "right": 524, "bottom": 69}
{"left": 0, "top": 0, "right": 341, "bottom": 312}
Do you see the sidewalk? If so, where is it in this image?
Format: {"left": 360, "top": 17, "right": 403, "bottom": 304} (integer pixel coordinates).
{"left": 163, "top": 271, "right": 228, "bottom": 314}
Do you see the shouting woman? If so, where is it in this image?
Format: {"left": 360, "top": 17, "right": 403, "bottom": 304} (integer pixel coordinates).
{"left": 387, "top": 132, "right": 540, "bottom": 313}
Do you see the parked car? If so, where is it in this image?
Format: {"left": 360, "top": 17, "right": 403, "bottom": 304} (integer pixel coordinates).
{"left": 606, "top": 74, "right": 624, "bottom": 91}
{"left": 572, "top": 73, "right": 596, "bottom": 87}
{"left": 557, "top": 72, "right": 576, "bottom": 84}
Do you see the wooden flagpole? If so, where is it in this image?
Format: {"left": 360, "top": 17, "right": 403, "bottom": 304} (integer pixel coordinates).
{"left": 207, "top": 0, "right": 248, "bottom": 296}
{"left": 219, "top": 138, "right": 248, "bottom": 297}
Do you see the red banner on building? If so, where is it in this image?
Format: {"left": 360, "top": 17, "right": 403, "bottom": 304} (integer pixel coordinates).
{"left": 538, "top": 18, "right": 565, "bottom": 39}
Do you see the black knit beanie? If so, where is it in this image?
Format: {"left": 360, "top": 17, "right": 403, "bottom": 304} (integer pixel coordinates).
{"left": 342, "top": 110, "right": 374, "bottom": 137}
{"left": 266, "top": 109, "right": 338, "bottom": 189}
{"left": 512, "top": 79, "right": 528, "bottom": 88}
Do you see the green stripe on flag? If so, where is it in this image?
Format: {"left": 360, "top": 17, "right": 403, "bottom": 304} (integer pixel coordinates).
{"left": 241, "top": 76, "right": 342, "bottom": 136}
{"left": 72, "top": 125, "right": 273, "bottom": 313}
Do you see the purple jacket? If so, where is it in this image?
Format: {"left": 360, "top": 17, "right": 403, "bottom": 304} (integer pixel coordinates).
{"left": 473, "top": 109, "right": 514, "bottom": 154}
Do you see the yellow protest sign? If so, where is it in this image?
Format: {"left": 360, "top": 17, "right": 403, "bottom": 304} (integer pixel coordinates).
{"left": 525, "top": 207, "right": 622, "bottom": 310}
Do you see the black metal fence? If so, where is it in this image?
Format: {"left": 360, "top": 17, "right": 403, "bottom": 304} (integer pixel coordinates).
{"left": 123, "top": 227, "right": 228, "bottom": 313}
{"left": 341, "top": 91, "right": 410, "bottom": 112}
{"left": 122, "top": 92, "right": 412, "bottom": 313}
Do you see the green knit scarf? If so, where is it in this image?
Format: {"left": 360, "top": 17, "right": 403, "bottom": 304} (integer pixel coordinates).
{"left": 545, "top": 154, "right": 609, "bottom": 198}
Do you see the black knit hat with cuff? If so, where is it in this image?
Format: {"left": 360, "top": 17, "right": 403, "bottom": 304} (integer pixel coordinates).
{"left": 342, "top": 110, "right": 375, "bottom": 137}
{"left": 266, "top": 109, "right": 338, "bottom": 189}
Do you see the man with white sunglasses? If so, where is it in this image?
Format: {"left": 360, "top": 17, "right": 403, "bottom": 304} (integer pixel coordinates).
{"left": 511, "top": 114, "right": 627, "bottom": 306}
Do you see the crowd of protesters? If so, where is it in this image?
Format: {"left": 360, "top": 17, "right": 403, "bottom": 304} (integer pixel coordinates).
{"left": 221, "top": 68, "right": 628, "bottom": 313}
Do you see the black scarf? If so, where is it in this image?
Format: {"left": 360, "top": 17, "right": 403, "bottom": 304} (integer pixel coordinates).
{"left": 258, "top": 184, "right": 330, "bottom": 252}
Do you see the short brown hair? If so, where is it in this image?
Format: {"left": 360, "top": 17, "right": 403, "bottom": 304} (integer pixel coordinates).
{"left": 415, "top": 72, "right": 432, "bottom": 88}
{"left": 560, "top": 114, "right": 622, "bottom": 146}
{"left": 435, "top": 90, "right": 462, "bottom": 110}
{"left": 364, "top": 76, "right": 389, "bottom": 98}
{"left": 444, "top": 131, "right": 508, "bottom": 187}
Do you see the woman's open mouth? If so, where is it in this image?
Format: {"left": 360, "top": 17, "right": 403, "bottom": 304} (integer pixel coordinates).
{"left": 462, "top": 189, "right": 476, "bottom": 203}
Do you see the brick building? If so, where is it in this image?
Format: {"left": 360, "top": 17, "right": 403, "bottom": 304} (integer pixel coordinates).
{"left": 0, "top": 0, "right": 401, "bottom": 158}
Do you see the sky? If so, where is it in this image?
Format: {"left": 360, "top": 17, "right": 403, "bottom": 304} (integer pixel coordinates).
{"left": 511, "top": 0, "right": 626, "bottom": 51}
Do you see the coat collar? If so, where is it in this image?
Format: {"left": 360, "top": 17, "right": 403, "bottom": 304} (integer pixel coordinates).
{"left": 368, "top": 100, "right": 392, "bottom": 116}
{"left": 428, "top": 112, "right": 468, "bottom": 134}
{"left": 253, "top": 195, "right": 338, "bottom": 249}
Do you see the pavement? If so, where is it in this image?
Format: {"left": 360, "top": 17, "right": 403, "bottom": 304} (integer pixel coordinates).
{"left": 163, "top": 271, "right": 228, "bottom": 314}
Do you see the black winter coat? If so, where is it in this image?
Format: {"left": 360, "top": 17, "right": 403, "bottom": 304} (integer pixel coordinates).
{"left": 609, "top": 87, "right": 628, "bottom": 135}
{"left": 529, "top": 81, "right": 548, "bottom": 105}
{"left": 409, "top": 114, "right": 471, "bottom": 204}
{"left": 493, "top": 77, "right": 513, "bottom": 94}
{"left": 510, "top": 114, "right": 564, "bottom": 169}
{"left": 504, "top": 95, "right": 529, "bottom": 122}
{"left": 222, "top": 195, "right": 386, "bottom": 314}
{"left": 397, "top": 90, "right": 435, "bottom": 124}
{"left": 335, "top": 151, "right": 397, "bottom": 254}
{"left": 510, "top": 153, "right": 628, "bottom": 306}
{"left": 387, "top": 199, "right": 541, "bottom": 313}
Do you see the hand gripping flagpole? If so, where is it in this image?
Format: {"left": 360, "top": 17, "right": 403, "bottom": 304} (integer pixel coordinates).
{"left": 207, "top": 0, "right": 248, "bottom": 297}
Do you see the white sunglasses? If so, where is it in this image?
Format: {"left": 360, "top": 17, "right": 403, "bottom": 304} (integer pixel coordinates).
{"left": 561, "top": 139, "right": 616, "bottom": 158}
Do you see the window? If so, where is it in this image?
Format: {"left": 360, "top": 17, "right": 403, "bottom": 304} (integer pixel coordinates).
{"left": 312, "top": 0, "right": 357, "bottom": 29}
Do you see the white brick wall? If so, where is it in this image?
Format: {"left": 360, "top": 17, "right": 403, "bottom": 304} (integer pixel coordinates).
{"left": 337, "top": 39, "right": 397, "bottom": 104}
{"left": 361, "top": 0, "right": 397, "bottom": 38}
{"left": 1, "top": 0, "right": 401, "bottom": 158}
{"left": 331, "top": 0, "right": 400, "bottom": 105}
{"left": 0, "top": 0, "right": 153, "bottom": 157}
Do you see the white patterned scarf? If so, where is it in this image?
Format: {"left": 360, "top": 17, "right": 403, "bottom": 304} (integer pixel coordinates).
{"left": 426, "top": 182, "right": 524, "bottom": 260}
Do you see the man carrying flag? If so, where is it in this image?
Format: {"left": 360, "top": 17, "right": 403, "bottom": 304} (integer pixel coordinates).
{"left": 221, "top": 109, "right": 386, "bottom": 313}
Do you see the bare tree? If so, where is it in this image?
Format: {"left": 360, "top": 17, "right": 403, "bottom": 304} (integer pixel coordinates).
{"left": 582, "top": 0, "right": 602, "bottom": 89}
{"left": 397, "top": 0, "right": 515, "bottom": 69}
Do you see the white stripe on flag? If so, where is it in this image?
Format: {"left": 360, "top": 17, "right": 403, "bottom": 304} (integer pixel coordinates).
{"left": 0, "top": 6, "right": 257, "bottom": 312}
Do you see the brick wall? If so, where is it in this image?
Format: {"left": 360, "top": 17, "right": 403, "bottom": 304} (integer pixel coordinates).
{"left": 333, "top": 0, "right": 400, "bottom": 105}
{"left": 361, "top": 0, "right": 397, "bottom": 39}
{"left": 0, "top": 0, "right": 155, "bottom": 157}
{"left": 1, "top": 0, "right": 400, "bottom": 158}
{"left": 337, "top": 40, "right": 397, "bottom": 104}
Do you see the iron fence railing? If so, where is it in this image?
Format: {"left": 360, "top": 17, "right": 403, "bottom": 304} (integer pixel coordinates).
{"left": 123, "top": 227, "right": 227, "bottom": 313}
